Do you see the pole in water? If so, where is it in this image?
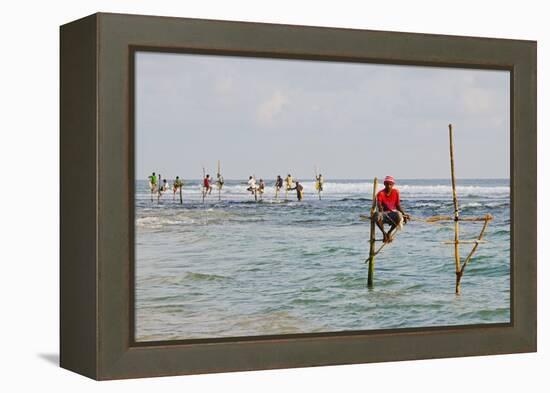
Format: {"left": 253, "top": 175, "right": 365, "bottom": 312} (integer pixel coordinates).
{"left": 253, "top": 174, "right": 257, "bottom": 202}
{"left": 179, "top": 181, "right": 183, "bottom": 204}
{"left": 448, "top": 124, "right": 462, "bottom": 295}
{"left": 157, "top": 174, "right": 162, "bottom": 203}
{"left": 217, "top": 160, "right": 222, "bottom": 201}
{"left": 201, "top": 166, "right": 206, "bottom": 204}
{"left": 150, "top": 175, "right": 154, "bottom": 202}
{"left": 367, "top": 177, "right": 378, "bottom": 288}
{"left": 315, "top": 166, "right": 321, "bottom": 201}
{"left": 201, "top": 166, "right": 208, "bottom": 225}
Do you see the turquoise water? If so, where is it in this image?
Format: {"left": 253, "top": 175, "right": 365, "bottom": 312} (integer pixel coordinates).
{"left": 134, "top": 178, "right": 510, "bottom": 341}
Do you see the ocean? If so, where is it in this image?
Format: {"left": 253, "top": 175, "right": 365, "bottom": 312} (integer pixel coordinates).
{"left": 134, "top": 178, "right": 510, "bottom": 341}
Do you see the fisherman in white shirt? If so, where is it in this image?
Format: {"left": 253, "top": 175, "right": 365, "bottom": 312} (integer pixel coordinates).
{"left": 246, "top": 176, "right": 257, "bottom": 194}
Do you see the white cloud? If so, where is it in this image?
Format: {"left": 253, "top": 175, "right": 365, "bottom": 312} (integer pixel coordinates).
{"left": 257, "top": 90, "right": 288, "bottom": 126}
{"left": 215, "top": 76, "right": 234, "bottom": 94}
{"left": 461, "top": 86, "right": 493, "bottom": 115}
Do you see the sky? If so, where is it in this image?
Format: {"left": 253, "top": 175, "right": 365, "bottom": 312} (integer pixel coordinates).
{"left": 135, "top": 51, "right": 510, "bottom": 180}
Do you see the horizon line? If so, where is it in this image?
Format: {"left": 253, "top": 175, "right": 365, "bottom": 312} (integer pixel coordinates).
{"left": 136, "top": 177, "right": 511, "bottom": 181}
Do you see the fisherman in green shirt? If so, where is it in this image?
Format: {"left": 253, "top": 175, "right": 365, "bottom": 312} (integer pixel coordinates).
{"left": 148, "top": 172, "right": 158, "bottom": 192}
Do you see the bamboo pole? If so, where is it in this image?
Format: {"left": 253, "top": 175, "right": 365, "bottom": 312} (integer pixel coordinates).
{"left": 442, "top": 239, "right": 487, "bottom": 245}
{"left": 449, "top": 124, "right": 462, "bottom": 295}
{"left": 157, "top": 174, "right": 162, "bottom": 203}
{"left": 374, "top": 240, "right": 388, "bottom": 256}
{"left": 201, "top": 167, "right": 206, "bottom": 204}
{"left": 217, "top": 160, "right": 222, "bottom": 201}
{"left": 367, "top": 177, "right": 378, "bottom": 288}
{"left": 456, "top": 215, "right": 491, "bottom": 291}
{"left": 421, "top": 215, "right": 493, "bottom": 223}
{"left": 362, "top": 214, "right": 492, "bottom": 223}
{"left": 179, "top": 182, "right": 183, "bottom": 204}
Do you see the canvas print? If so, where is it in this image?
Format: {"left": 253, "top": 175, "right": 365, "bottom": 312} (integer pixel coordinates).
{"left": 134, "top": 51, "right": 510, "bottom": 342}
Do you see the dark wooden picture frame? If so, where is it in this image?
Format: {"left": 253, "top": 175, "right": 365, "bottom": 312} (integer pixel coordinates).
{"left": 60, "top": 12, "right": 536, "bottom": 380}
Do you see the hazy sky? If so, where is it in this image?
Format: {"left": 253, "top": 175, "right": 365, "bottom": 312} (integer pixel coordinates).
{"left": 135, "top": 51, "right": 509, "bottom": 180}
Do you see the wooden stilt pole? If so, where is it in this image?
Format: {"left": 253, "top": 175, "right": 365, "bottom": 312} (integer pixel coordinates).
{"left": 179, "top": 183, "right": 183, "bottom": 204}
{"left": 459, "top": 215, "right": 491, "bottom": 275}
{"left": 442, "top": 239, "right": 487, "bottom": 245}
{"left": 367, "top": 177, "right": 378, "bottom": 288}
{"left": 201, "top": 167, "right": 206, "bottom": 204}
{"left": 420, "top": 215, "right": 493, "bottom": 223}
{"left": 448, "top": 124, "right": 462, "bottom": 295}
{"left": 157, "top": 174, "right": 162, "bottom": 203}
{"left": 217, "top": 160, "right": 221, "bottom": 201}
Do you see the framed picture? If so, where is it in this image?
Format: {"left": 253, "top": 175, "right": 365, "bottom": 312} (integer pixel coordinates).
{"left": 60, "top": 12, "right": 536, "bottom": 380}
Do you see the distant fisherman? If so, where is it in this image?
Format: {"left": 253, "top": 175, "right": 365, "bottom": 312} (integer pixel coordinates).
{"left": 275, "top": 175, "right": 283, "bottom": 192}
{"left": 203, "top": 174, "right": 213, "bottom": 195}
{"left": 160, "top": 179, "right": 169, "bottom": 193}
{"left": 216, "top": 172, "right": 224, "bottom": 190}
{"left": 258, "top": 179, "right": 265, "bottom": 196}
{"left": 247, "top": 176, "right": 257, "bottom": 194}
{"left": 316, "top": 173, "right": 324, "bottom": 192}
{"left": 290, "top": 181, "right": 304, "bottom": 201}
{"left": 173, "top": 176, "right": 183, "bottom": 194}
{"left": 285, "top": 174, "right": 293, "bottom": 190}
{"left": 148, "top": 172, "right": 158, "bottom": 192}
{"left": 374, "top": 176, "right": 409, "bottom": 243}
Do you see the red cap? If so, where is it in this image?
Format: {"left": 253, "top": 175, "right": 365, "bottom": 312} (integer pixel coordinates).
{"left": 384, "top": 176, "right": 395, "bottom": 184}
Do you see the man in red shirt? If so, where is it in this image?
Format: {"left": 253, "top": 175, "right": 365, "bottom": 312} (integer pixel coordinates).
{"left": 203, "top": 174, "right": 213, "bottom": 195}
{"left": 374, "top": 176, "right": 409, "bottom": 243}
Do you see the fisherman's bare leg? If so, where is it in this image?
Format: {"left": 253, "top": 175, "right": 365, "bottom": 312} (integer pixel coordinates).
{"left": 387, "top": 225, "right": 397, "bottom": 242}
{"left": 386, "top": 212, "right": 403, "bottom": 242}
{"left": 374, "top": 214, "right": 389, "bottom": 242}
